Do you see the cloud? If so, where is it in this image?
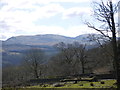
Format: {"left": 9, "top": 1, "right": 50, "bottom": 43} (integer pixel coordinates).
{"left": 65, "top": 25, "right": 99, "bottom": 36}
{"left": 112, "top": 0, "right": 120, "bottom": 4}
{"left": 1, "top": 0, "right": 91, "bottom": 5}
{"left": 0, "top": 32, "right": 16, "bottom": 41}
{"left": 0, "top": 35, "right": 7, "bottom": 40}
{"left": 62, "top": 7, "right": 93, "bottom": 19}
{"left": 91, "top": 0, "right": 119, "bottom": 3}
{"left": 0, "top": 1, "right": 65, "bottom": 40}
{"left": 0, "top": 24, "right": 98, "bottom": 40}
{"left": 49, "top": 0, "right": 90, "bottom": 3}
{"left": 0, "top": 2, "right": 64, "bottom": 21}
{"left": 0, "top": 21, "right": 11, "bottom": 33}
{"left": 2, "top": 0, "right": 117, "bottom": 40}
{"left": 31, "top": 3, "right": 64, "bottom": 19}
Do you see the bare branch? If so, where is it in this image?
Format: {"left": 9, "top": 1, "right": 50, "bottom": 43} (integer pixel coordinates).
{"left": 86, "top": 22, "right": 112, "bottom": 40}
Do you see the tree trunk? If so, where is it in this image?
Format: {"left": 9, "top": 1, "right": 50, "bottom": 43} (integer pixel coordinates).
{"left": 81, "top": 61, "right": 85, "bottom": 74}
{"left": 34, "top": 66, "right": 39, "bottom": 79}
{"left": 110, "top": 1, "right": 120, "bottom": 89}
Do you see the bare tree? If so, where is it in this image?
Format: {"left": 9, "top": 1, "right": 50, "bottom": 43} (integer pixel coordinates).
{"left": 54, "top": 42, "right": 77, "bottom": 75}
{"left": 88, "top": 34, "right": 114, "bottom": 67}
{"left": 52, "top": 42, "right": 88, "bottom": 75}
{"left": 24, "top": 48, "right": 45, "bottom": 79}
{"left": 85, "top": 0, "right": 120, "bottom": 88}
{"left": 72, "top": 42, "right": 87, "bottom": 74}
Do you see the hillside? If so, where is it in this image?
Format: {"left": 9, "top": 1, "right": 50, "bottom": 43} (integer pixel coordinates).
{"left": 3, "top": 34, "right": 74, "bottom": 46}
{"left": 2, "top": 34, "right": 104, "bottom": 66}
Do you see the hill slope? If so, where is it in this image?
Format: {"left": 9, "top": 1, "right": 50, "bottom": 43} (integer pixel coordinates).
{"left": 2, "top": 34, "right": 103, "bottom": 66}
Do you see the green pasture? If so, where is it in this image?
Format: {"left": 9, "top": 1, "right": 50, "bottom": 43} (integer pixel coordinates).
{"left": 2, "top": 79, "right": 117, "bottom": 90}
{"left": 27, "top": 79, "right": 116, "bottom": 88}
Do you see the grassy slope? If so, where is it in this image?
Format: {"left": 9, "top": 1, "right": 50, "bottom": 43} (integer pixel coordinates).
{"left": 27, "top": 79, "right": 116, "bottom": 88}
{"left": 2, "top": 79, "right": 117, "bottom": 90}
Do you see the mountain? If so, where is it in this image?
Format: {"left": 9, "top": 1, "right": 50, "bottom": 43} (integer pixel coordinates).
{"left": 3, "top": 34, "right": 103, "bottom": 46}
{"left": 3, "top": 34, "right": 74, "bottom": 46}
{"left": 2, "top": 34, "right": 103, "bottom": 67}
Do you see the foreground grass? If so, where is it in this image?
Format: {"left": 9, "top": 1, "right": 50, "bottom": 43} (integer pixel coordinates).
{"left": 2, "top": 79, "right": 117, "bottom": 90}
{"left": 27, "top": 79, "right": 116, "bottom": 88}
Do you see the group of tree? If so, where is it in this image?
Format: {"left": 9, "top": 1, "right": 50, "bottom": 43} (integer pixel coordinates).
{"left": 2, "top": 39, "right": 115, "bottom": 87}
{"left": 47, "top": 42, "right": 87, "bottom": 76}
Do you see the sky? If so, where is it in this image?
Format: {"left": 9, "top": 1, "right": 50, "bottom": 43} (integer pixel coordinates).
{"left": 0, "top": 0, "right": 119, "bottom": 40}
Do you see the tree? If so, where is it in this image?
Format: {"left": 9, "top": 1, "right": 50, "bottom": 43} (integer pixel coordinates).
{"left": 85, "top": 0, "right": 120, "bottom": 88}
{"left": 118, "top": 40, "right": 120, "bottom": 62}
{"left": 72, "top": 42, "right": 87, "bottom": 74}
{"left": 2, "top": 65, "right": 28, "bottom": 87}
{"left": 86, "top": 43, "right": 114, "bottom": 74}
{"left": 88, "top": 34, "right": 114, "bottom": 68}
{"left": 24, "top": 48, "right": 45, "bottom": 79}
{"left": 53, "top": 42, "right": 77, "bottom": 76}
{"left": 52, "top": 42, "right": 88, "bottom": 75}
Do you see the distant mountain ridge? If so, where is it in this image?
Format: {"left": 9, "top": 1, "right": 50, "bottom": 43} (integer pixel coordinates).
{"left": 3, "top": 34, "right": 101, "bottom": 46}
{"left": 3, "top": 34, "right": 73, "bottom": 45}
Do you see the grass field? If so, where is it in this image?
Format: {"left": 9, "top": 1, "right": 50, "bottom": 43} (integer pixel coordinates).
{"left": 27, "top": 79, "right": 117, "bottom": 88}
{"left": 2, "top": 79, "right": 117, "bottom": 90}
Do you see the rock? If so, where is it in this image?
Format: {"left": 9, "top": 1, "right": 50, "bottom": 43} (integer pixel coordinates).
{"left": 42, "top": 85, "right": 46, "bottom": 87}
{"left": 73, "top": 80, "right": 78, "bottom": 84}
{"left": 52, "top": 83, "right": 64, "bottom": 87}
{"left": 80, "top": 84, "right": 83, "bottom": 86}
{"left": 90, "top": 83, "right": 94, "bottom": 86}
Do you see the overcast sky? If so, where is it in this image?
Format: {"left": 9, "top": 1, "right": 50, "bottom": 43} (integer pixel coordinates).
{"left": 0, "top": 0, "right": 119, "bottom": 40}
